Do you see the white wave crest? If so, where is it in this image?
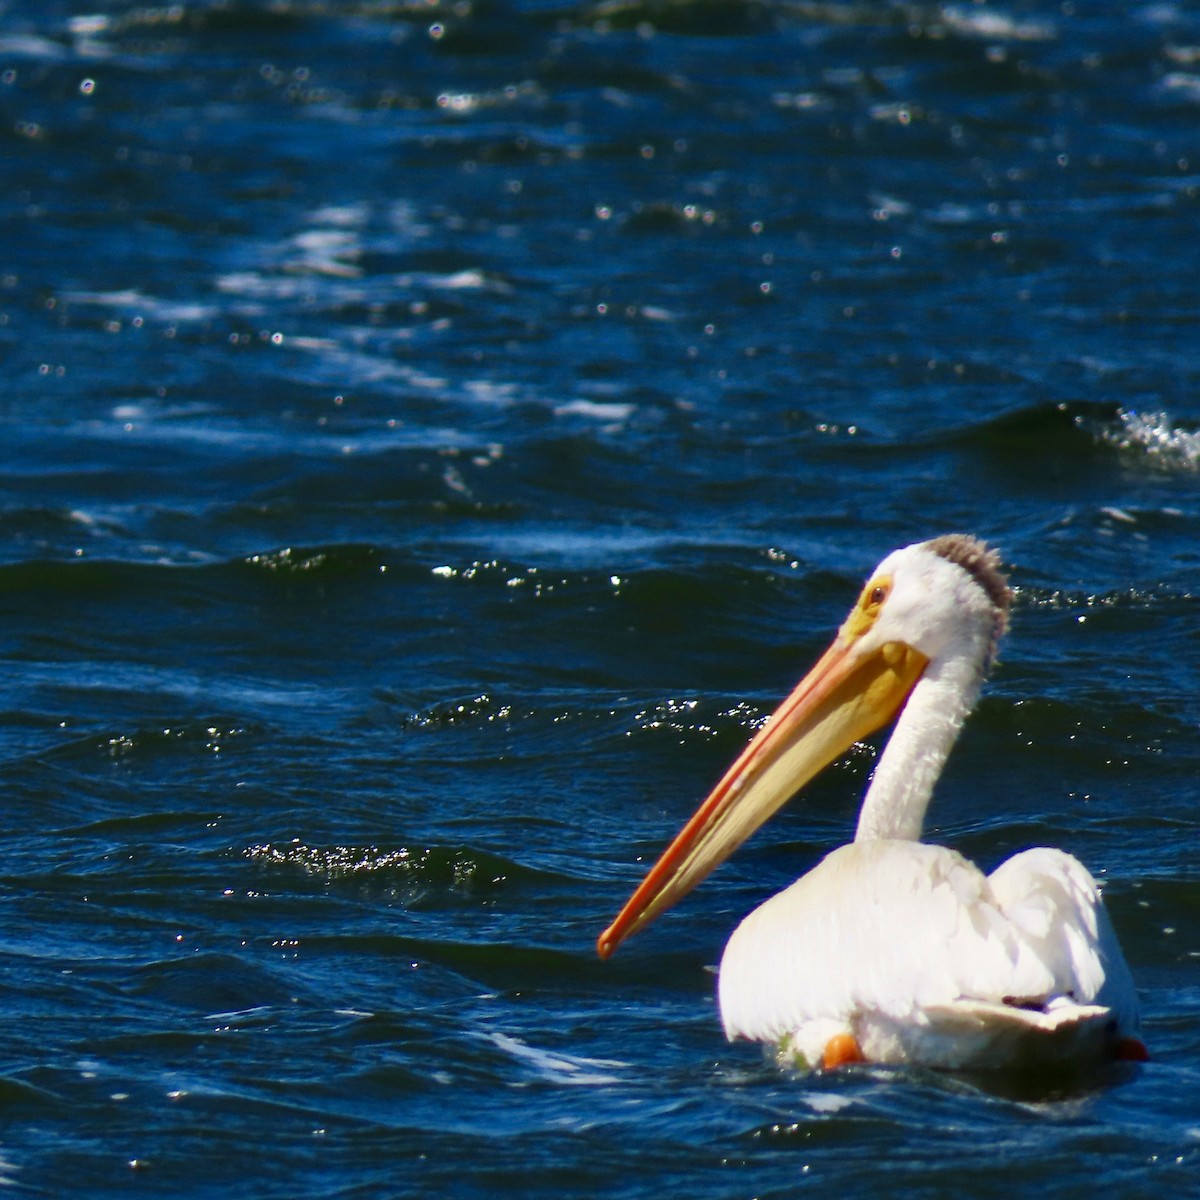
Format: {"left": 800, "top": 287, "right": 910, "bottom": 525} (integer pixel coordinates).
{"left": 1100, "top": 409, "right": 1200, "bottom": 469}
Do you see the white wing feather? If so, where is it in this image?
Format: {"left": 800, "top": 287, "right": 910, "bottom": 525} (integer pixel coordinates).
{"left": 717, "top": 840, "right": 1138, "bottom": 1068}
{"left": 987, "top": 846, "right": 1138, "bottom": 1029}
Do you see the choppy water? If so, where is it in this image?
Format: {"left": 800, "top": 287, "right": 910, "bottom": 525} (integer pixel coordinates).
{"left": 1, "top": 0, "right": 1199, "bottom": 1194}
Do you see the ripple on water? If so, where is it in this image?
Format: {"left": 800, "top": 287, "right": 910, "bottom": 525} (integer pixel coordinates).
{"left": 243, "top": 840, "right": 516, "bottom": 902}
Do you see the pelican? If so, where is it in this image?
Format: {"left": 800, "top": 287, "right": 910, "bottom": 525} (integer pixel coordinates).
{"left": 597, "top": 535, "right": 1145, "bottom": 1071}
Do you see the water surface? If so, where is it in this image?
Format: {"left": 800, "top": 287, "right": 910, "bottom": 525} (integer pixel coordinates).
{"left": 1, "top": 1, "right": 1199, "bottom": 1195}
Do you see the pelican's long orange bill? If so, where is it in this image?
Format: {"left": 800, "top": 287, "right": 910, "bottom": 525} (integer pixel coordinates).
{"left": 596, "top": 635, "right": 928, "bottom": 958}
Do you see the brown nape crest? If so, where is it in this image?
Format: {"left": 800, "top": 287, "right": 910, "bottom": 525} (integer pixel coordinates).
{"left": 925, "top": 533, "right": 1012, "bottom": 663}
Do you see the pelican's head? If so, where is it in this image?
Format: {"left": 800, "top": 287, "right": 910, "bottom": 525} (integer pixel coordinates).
{"left": 855, "top": 534, "right": 1009, "bottom": 674}
{"left": 597, "top": 534, "right": 1011, "bottom": 958}
{"left": 779, "top": 535, "right": 1009, "bottom": 764}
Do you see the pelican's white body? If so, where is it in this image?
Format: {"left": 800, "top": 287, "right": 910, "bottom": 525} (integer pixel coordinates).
{"left": 719, "top": 840, "right": 1139, "bottom": 1069}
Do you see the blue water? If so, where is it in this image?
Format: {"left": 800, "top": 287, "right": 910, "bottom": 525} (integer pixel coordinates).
{"left": 1, "top": 0, "right": 1199, "bottom": 1194}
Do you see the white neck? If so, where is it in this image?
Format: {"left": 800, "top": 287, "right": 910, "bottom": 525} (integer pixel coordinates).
{"left": 853, "top": 652, "right": 985, "bottom": 843}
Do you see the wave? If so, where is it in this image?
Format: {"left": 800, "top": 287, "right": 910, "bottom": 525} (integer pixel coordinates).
{"left": 1088, "top": 409, "right": 1200, "bottom": 471}
{"left": 243, "top": 839, "right": 536, "bottom": 898}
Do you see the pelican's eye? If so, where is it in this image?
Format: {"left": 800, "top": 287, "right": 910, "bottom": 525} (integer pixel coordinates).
{"left": 842, "top": 575, "right": 892, "bottom": 639}
{"left": 862, "top": 578, "right": 891, "bottom": 613}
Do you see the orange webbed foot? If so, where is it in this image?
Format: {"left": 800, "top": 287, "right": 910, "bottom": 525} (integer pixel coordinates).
{"left": 822, "top": 1032, "right": 866, "bottom": 1069}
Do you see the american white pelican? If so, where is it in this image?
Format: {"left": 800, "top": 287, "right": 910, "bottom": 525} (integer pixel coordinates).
{"left": 598, "top": 535, "right": 1145, "bottom": 1071}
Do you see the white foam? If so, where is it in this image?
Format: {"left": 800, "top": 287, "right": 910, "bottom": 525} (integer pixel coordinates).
{"left": 483, "top": 1031, "right": 626, "bottom": 1085}
{"left": 1102, "top": 409, "right": 1200, "bottom": 468}
{"left": 939, "top": 6, "right": 1055, "bottom": 40}
{"left": 554, "top": 399, "right": 635, "bottom": 422}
